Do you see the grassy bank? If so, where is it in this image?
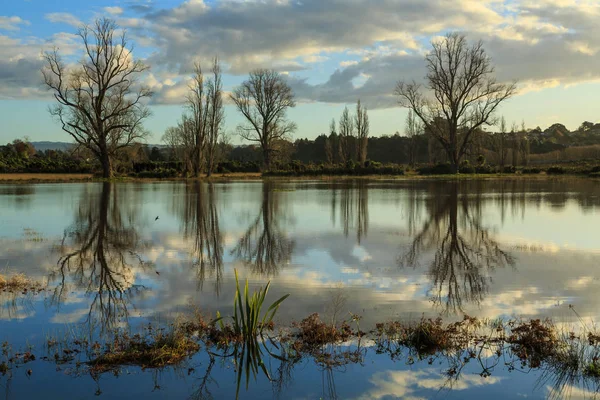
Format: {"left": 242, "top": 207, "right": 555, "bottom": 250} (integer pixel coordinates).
{"left": 2, "top": 171, "right": 598, "bottom": 184}
{"left": 0, "top": 173, "right": 94, "bottom": 183}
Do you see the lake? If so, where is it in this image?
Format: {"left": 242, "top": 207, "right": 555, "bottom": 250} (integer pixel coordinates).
{"left": 1, "top": 178, "right": 600, "bottom": 399}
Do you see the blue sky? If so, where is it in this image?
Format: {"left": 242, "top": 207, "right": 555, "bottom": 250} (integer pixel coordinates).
{"left": 1, "top": 0, "right": 600, "bottom": 144}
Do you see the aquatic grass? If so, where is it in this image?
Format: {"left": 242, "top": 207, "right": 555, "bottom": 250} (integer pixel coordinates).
{"left": 228, "top": 269, "right": 289, "bottom": 339}
{"left": 213, "top": 269, "right": 290, "bottom": 399}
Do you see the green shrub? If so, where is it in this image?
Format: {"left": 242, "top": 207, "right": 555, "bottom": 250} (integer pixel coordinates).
{"left": 416, "top": 163, "right": 455, "bottom": 175}
{"left": 547, "top": 166, "right": 566, "bottom": 175}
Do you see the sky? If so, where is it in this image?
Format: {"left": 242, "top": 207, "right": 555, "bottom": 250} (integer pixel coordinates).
{"left": 1, "top": 0, "right": 600, "bottom": 145}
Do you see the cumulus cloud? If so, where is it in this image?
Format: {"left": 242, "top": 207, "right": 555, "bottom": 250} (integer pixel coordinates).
{"left": 116, "top": 0, "right": 599, "bottom": 108}
{"left": 359, "top": 369, "right": 503, "bottom": 399}
{"left": 104, "top": 6, "right": 124, "bottom": 16}
{"left": 3, "top": 0, "right": 600, "bottom": 107}
{"left": 0, "top": 32, "right": 82, "bottom": 100}
{"left": 45, "top": 12, "right": 83, "bottom": 27}
{"left": 0, "top": 16, "right": 30, "bottom": 31}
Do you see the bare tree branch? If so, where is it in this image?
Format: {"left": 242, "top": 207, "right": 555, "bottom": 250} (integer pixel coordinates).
{"left": 230, "top": 69, "right": 296, "bottom": 170}
{"left": 42, "top": 17, "right": 152, "bottom": 178}
{"left": 395, "top": 33, "right": 516, "bottom": 172}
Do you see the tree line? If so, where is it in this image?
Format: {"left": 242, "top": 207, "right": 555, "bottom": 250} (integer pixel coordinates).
{"left": 40, "top": 18, "right": 600, "bottom": 178}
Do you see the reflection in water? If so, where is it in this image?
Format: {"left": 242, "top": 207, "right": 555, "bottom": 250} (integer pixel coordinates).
{"left": 176, "top": 182, "right": 224, "bottom": 293}
{"left": 232, "top": 182, "right": 294, "bottom": 276}
{"left": 0, "top": 185, "right": 35, "bottom": 209}
{"left": 399, "top": 182, "right": 515, "bottom": 313}
{"left": 51, "top": 183, "right": 149, "bottom": 331}
{"left": 331, "top": 181, "right": 369, "bottom": 244}
{"left": 2, "top": 179, "right": 600, "bottom": 398}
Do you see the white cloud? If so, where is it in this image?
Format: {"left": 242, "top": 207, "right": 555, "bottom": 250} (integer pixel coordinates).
{"left": 45, "top": 12, "right": 83, "bottom": 27}
{"left": 358, "top": 369, "right": 503, "bottom": 399}
{"left": 3, "top": 0, "right": 600, "bottom": 108}
{"left": 0, "top": 16, "right": 30, "bottom": 31}
{"left": 104, "top": 6, "right": 124, "bottom": 15}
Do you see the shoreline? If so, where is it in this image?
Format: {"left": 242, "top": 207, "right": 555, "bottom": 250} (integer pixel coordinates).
{"left": 0, "top": 171, "right": 598, "bottom": 184}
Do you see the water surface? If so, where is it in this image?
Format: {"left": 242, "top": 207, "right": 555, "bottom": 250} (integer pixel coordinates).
{"left": 1, "top": 178, "right": 600, "bottom": 398}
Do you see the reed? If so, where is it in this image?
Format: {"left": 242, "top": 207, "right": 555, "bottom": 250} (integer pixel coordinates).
{"left": 214, "top": 269, "right": 289, "bottom": 399}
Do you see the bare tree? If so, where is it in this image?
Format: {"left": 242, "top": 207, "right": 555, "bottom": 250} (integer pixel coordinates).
{"left": 325, "top": 118, "right": 336, "bottom": 165}
{"left": 187, "top": 62, "right": 210, "bottom": 177}
{"left": 405, "top": 110, "right": 422, "bottom": 166}
{"left": 162, "top": 126, "right": 183, "bottom": 161}
{"left": 494, "top": 116, "right": 508, "bottom": 169}
{"left": 511, "top": 122, "right": 520, "bottom": 168}
{"left": 205, "top": 57, "right": 225, "bottom": 177}
{"left": 162, "top": 115, "right": 196, "bottom": 175}
{"left": 230, "top": 69, "right": 296, "bottom": 170}
{"left": 395, "top": 33, "right": 516, "bottom": 173}
{"left": 338, "top": 106, "right": 354, "bottom": 163}
{"left": 355, "top": 100, "right": 369, "bottom": 164}
{"left": 42, "top": 18, "right": 152, "bottom": 178}
{"left": 520, "top": 120, "right": 530, "bottom": 167}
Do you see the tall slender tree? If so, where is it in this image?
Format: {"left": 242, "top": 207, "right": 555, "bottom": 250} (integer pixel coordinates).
{"left": 338, "top": 106, "right": 354, "bottom": 163}
{"left": 355, "top": 100, "right": 369, "bottom": 164}
{"left": 187, "top": 62, "right": 210, "bottom": 177}
{"left": 405, "top": 110, "right": 422, "bottom": 166}
{"left": 205, "top": 57, "right": 225, "bottom": 177}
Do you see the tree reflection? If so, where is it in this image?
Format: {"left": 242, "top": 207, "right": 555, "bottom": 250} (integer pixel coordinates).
{"left": 51, "top": 183, "right": 149, "bottom": 331}
{"left": 399, "top": 182, "right": 515, "bottom": 313}
{"left": 178, "top": 182, "right": 224, "bottom": 293}
{"left": 331, "top": 181, "right": 369, "bottom": 244}
{"left": 232, "top": 182, "right": 294, "bottom": 275}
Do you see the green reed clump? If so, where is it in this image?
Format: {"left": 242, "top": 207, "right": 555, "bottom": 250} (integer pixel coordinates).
{"left": 213, "top": 269, "right": 290, "bottom": 399}
{"left": 215, "top": 269, "right": 289, "bottom": 340}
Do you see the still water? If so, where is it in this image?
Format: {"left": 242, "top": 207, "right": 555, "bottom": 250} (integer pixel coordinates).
{"left": 1, "top": 178, "right": 600, "bottom": 399}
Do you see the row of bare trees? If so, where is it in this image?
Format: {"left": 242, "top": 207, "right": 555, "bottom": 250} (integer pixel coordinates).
{"left": 491, "top": 117, "right": 530, "bottom": 168}
{"left": 43, "top": 18, "right": 514, "bottom": 177}
{"left": 329, "top": 100, "right": 370, "bottom": 165}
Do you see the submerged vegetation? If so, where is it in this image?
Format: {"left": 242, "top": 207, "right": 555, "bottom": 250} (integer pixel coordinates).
{"left": 4, "top": 293, "right": 600, "bottom": 399}
{"left": 88, "top": 325, "right": 200, "bottom": 373}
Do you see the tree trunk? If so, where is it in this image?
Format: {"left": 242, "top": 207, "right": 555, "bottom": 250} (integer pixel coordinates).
{"left": 262, "top": 147, "right": 271, "bottom": 172}
{"left": 195, "top": 144, "right": 202, "bottom": 178}
{"left": 448, "top": 144, "right": 459, "bottom": 174}
{"left": 100, "top": 150, "right": 113, "bottom": 179}
{"left": 359, "top": 138, "right": 368, "bottom": 165}
{"left": 206, "top": 153, "right": 213, "bottom": 177}
{"left": 450, "top": 161, "right": 459, "bottom": 174}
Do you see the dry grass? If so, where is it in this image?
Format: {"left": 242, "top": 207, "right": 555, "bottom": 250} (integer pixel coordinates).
{"left": 529, "top": 145, "right": 600, "bottom": 164}
{"left": 0, "top": 173, "right": 93, "bottom": 182}
{"left": 88, "top": 325, "right": 199, "bottom": 372}
{"left": 0, "top": 272, "right": 44, "bottom": 293}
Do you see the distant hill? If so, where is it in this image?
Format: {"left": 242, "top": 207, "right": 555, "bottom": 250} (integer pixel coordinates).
{"left": 31, "top": 141, "right": 74, "bottom": 152}
{"left": 30, "top": 141, "right": 167, "bottom": 152}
